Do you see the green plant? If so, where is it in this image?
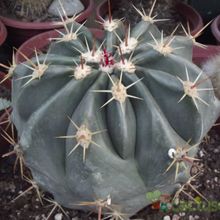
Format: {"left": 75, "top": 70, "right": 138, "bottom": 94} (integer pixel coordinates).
{"left": 146, "top": 190, "right": 162, "bottom": 202}
{"left": 3, "top": 0, "right": 53, "bottom": 20}
{"left": 9, "top": 0, "right": 220, "bottom": 216}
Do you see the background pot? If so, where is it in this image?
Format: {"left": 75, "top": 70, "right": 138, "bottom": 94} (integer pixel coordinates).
{"left": 0, "top": 0, "right": 94, "bottom": 48}
{"left": 15, "top": 28, "right": 104, "bottom": 63}
{"left": 0, "top": 19, "right": 10, "bottom": 68}
{"left": 0, "top": 72, "right": 11, "bottom": 160}
{"left": 186, "top": 0, "right": 220, "bottom": 45}
{"left": 0, "top": 19, "right": 7, "bottom": 46}
{"left": 187, "top": 0, "right": 220, "bottom": 23}
{"left": 96, "top": 0, "right": 203, "bottom": 36}
{"left": 192, "top": 45, "right": 220, "bottom": 66}
{"left": 211, "top": 15, "right": 220, "bottom": 44}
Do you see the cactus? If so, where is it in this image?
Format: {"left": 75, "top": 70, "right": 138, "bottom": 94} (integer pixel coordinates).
{"left": 10, "top": 1, "right": 220, "bottom": 216}
{"left": 3, "top": 0, "right": 53, "bottom": 20}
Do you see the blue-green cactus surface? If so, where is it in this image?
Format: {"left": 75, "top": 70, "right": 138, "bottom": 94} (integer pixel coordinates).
{"left": 11, "top": 6, "right": 220, "bottom": 215}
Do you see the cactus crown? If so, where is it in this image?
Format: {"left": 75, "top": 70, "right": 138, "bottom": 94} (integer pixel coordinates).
{"left": 9, "top": 0, "right": 220, "bottom": 217}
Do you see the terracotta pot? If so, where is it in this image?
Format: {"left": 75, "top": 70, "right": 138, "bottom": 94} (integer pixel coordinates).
{"left": 211, "top": 15, "right": 220, "bottom": 44}
{"left": 0, "top": 72, "right": 12, "bottom": 159}
{"left": 188, "top": 0, "right": 220, "bottom": 23}
{"left": 0, "top": 0, "right": 94, "bottom": 48}
{"left": 192, "top": 45, "right": 220, "bottom": 66}
{"left": 15, "top": 28, "right": 104, "bottom": 63}
{"left": 0, "top": 19, "right": 9, "bottom": 68}
{"left": 0, "top": 19, "right": 7, "bottom": 46}
{"left": 96, "top": 0, "right": 203, "bottom": 36}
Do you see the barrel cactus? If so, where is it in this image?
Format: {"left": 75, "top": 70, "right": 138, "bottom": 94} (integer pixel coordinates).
{"left": 4, "top": 0, "right": 53, "bottom": 20}
{"left": 11, "top": 2, "right": 220, "bottom": 216}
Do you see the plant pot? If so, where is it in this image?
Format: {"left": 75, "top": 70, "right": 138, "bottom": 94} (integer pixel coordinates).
{"left": 211, "top": 15, "right": 220, "bottom": 44}
{"left": 15, "top": 28, "right": 104, "bottom": 63}
{"left": 0, "top": 19, "right": 7, "bottom": 46}
{"left": 0, "top": 19, "right": 10, "bottom": 68}
{"left": 192, "top": 45, "right": 220, "bottom": 66}
{"left": 187, "top": 0, "right": 220, "bottom": 45}
{"left": 187, "top": 0, "right": 220, "bottom": 23}
{"left": 96, "top": 0, "right": 203, "bottom": 36}
{"left": 0, "top": 0, "right": 94, "bottom": 48}
{"left": 0, "top": 72, "right": 11, "bottom": 159}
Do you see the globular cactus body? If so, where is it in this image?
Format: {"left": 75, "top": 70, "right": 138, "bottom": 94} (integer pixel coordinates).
{"left": 12, "top": 8, "right": 220, "bottom": 215}
{"left": 4, "top": 0, "right": 53, "bottom": 20}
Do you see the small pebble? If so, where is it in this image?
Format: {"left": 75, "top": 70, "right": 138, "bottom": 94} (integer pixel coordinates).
{"left": 163, "top": 216, "right": 171, "bottom": 220}
{"left": 199, "top": 150, "right": 205, "bottom": 157}
{"left": 179, "top": 212, "right": 185, "bottom": 216}
{"left": 189, "top": 215, "right": 194, "bottom": 220}
{"left": 214, "top": 148, "right": 219, "bottom": 153}
{"left": 172, "top": 214, "right": 180, "bottom": 220}
{"left": 54, "top": 213, "right": 63, "bottom": 220}
{"left": 24, "top": 204, "right": 29, "bottom": 209}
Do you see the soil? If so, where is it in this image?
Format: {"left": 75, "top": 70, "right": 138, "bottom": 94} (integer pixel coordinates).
{"left": 112, "top": 0, "right": 186, "bottom": 36}
{"left": 0, "top": 125, "right": 220, "bottom": 220}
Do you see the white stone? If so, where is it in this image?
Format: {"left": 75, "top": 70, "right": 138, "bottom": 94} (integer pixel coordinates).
{"left": 163, "top": 216, "right": 171, "bottom": 220}
{"left": 172, "top": 214, "right": 180, "bottom": 220}
{"left": 48, "top": 0, "right": 85, "bottom": 17}
{"left": 189, "top": 215, "right": 195, "bottom": 220}
{"left": 54, "top": 213, "right": 63, "bottom": 220}
{"left": 199, "top": 150, "right": 204, "bottom": 157}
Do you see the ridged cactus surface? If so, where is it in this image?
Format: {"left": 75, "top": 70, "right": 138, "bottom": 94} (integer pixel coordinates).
{"left": 12, "top": 9, "right": 220, "bottom": 214}
{"left": 4, "top": 0, "right": 53, "bottom": 20}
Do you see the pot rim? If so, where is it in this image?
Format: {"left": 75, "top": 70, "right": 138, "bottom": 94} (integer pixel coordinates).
{"left": 0, "top": 20, "right": 7, "bottom": 46}
{"left": 211, "top": 15, "right": 220, "bottom": 43}
{"left": 193, "top": 44, "right": 220, "bottom": 65}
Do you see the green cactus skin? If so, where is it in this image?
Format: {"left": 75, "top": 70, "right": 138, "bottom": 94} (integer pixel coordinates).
{"left": 4, "top": 0, "right": 53, "bottom": 20}
{"left": 12, "top": 14, "right": 220, "bottom": 215}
